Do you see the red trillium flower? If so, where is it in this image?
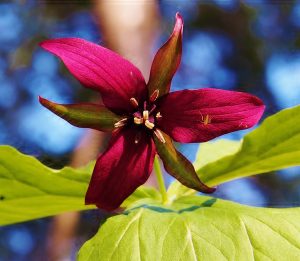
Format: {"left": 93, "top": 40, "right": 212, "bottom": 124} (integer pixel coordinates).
{"left": 39, "top": 13, "right": 265, "bottom": 211}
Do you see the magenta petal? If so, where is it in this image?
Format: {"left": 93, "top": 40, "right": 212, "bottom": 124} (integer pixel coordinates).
{"left": 157, "top": 88, "right": 265, "bottom": 143}
{"left": 85, "top": 128, "right": 156, "bottom": 211}
{"left": 147, "top": 13, "right": 183, "bottom": 99}
{"left": 40, "top": 38, "right": 147, "bottom": 113}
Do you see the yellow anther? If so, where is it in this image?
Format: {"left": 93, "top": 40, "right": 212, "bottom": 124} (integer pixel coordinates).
{"left": 143, "top": 110, "right": 149, "bottom": 120}
{"left": 130, "top": 97, "right": 139, "bottom": 108}
{"left": 134, "top": 117, "right": 143, "bottom": 125}
{"left": 201, "top": 114, "right": 212, "bottom": 125}
{"left": 156, "top": 112, "right": 162, "bottom": 119}
{"left": 154, "top": 129, "right": 166, "bottom": 143}
{"left": 145, "top": 120, "right": 155, "bottom": 129}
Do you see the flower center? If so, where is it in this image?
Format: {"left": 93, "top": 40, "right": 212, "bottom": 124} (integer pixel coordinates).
{"left": 113, "top": 90, "right": 165, "bottom": 143}
{"left": 131, "top": 98, "right": 160, "bottom": 130}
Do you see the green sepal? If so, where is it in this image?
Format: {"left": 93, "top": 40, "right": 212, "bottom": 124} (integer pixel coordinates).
{"left": 147, "top": 13, "right": 183, "bottom": 99}
{"left": 153, "top": 130, "right": 215, "bottom": 193}
{"left": 39, "top": 96, "right": 123, "bottom": 132}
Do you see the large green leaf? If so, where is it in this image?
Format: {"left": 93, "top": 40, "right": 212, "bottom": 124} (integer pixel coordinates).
{"left": 78, "top": 195, "right": 300, "bottom": 261}
{"left": 0, "top": 145, "right": 159, "bottom": 226}
{"left": 197, "top": 105, "right": 300, "bottom": 187}
{"left": 0, "top": 145, "right": 93, "bottom": 225}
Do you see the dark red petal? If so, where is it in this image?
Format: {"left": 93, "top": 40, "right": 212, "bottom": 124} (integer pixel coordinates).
{"left": 147, "top": 13, "right": 183, "bottom": 99}
{"left": 154, "top": 130, "right": 215, "bottom": 193}
{"left": 157, "top": 88, "right": 265, "bottom": 143}
{"left": 85, "top": 128, "right": 156, "bottom": 211}
{"left": 40, "top": 38, "right": 147, "bottom": 114}
{"left": 39, "top": 96, "right": 122, "bottom": 132}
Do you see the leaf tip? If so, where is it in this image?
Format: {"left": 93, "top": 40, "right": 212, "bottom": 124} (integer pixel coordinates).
{"left": 174, "top": 12, "right": 184, "bottom": 34}
{"left": 38, "top": 96, "right": 51, "bottom": 109}
{"left": 203, "top": 186, "right": 217, "bottom": 194}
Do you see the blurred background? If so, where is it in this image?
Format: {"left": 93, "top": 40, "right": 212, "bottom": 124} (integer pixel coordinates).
{"left": 1, "top": 0, "right": 300, "bottom": 260}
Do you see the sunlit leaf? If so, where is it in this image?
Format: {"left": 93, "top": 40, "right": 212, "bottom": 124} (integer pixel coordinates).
{"left": 0, "top": 146, "right": 159, "bottom": 225}
{"left": 0, "top": 145, "right": 93, "bottom": 225}
{"left": 194, "top": 139, "right": 241, "bottom": 170}
{"left": 166, "top": 180, "right": 197, "bottom": 203}
{"left": 78, "top": 195, "right": 300, "bottom": 260}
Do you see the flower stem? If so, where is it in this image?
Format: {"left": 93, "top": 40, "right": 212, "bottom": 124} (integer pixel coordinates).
{"left": 153, "top": 156, "right": 168, "bottom": 204}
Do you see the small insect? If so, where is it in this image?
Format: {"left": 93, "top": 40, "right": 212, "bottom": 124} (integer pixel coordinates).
{"left": 200, "top": 113, "right": 212, "bottom": 125}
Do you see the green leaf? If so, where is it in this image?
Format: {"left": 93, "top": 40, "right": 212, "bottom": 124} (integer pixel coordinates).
{"left": 78, "top": 196, "right": 300, "bottom": 260}
{"left": 194, "top": 139, "right": 241, "bottom": 170}
{"left": 121, "top": 186, "right": 161, "bottom": 209}
{"left": 0, "top": 146, "right": 159, "bottom": 225}
{"left": 166, "top": 180, "right": 197, "bottom": 203}
{"left": 197, "top": 105, "right": 300, "bottom": 187}
{"left": 0, "top": 145, "right": 93, "bottom": 225}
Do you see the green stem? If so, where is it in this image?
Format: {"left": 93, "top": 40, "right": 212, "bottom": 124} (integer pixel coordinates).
{"left": 154, "top": 156, "right": 168, "bottom": 204}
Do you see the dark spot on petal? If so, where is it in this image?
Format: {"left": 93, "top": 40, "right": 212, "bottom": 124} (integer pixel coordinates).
{"left": 0, "top": 195, "right": 5, "bottom": 200}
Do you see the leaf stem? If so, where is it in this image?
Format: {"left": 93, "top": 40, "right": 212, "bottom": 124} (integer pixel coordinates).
{"left": 153, "top": 156, "right": 168, "bottom": 204}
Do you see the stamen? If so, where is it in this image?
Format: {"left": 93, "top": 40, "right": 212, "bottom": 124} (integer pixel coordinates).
{"left": 154, "top": 129, "right": 166, "bottom": 143}
{"left": 200, "top": 113, "right": 211, "bottom": 125}
{"left": 144, "top": 101, "right": 147, "bottom": 110}
{"left": 130, "top": 98, "right": 139, "bottom": 108}
{"left": 134, "top": 117, "right": 143, "bottom": 125}
{"left": 156, "top": 112, "right": 162, "bottom": 119}
{"left": 204, "top": 115, "right": 211, "bottom": 125}
{"left": 149, "top": 104, "right": 157, "bottom": 114}
{"left": 114, "top": 118, "right": 128, "bottom": 128}
{"left": 145, "top": 120, "right": 155, "bottom": 129}
{"left": 150, "top": 89, "right": 159, "bottom": 102}
{"left": 143, "top": 110, "right": 149, "bottom": 120}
